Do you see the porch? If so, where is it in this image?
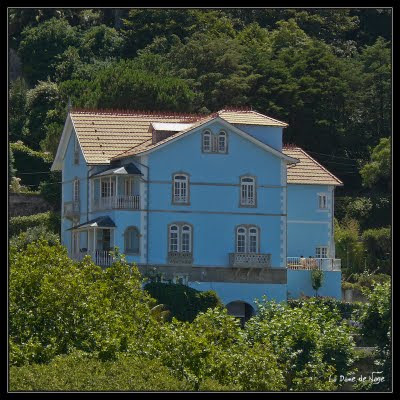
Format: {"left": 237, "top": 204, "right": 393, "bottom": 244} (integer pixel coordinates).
{"left": 287, "top": 256, "right": 341, "bottom": 271}
{"left": 70, "top": 216, "right": 116, "bottom": 267}
{"left": 90, "top": 163, "right": 142, "bottom": 212}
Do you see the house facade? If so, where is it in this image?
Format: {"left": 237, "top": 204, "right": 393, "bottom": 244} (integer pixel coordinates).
{"left": 52, "top": 107, "right": 342, "bottom": 321}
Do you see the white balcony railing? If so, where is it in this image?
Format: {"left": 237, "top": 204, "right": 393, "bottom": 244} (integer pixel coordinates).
{"left": 229, "top": 253, "right": 271, "bottom": 268}
{"left": 63, "top": 201, "right": 80, "bottom": 218}
{"left": 92, "top": 195, "right": 140, "bottom": 211}
{"left": 287, "top": 257, "right": 341, "bottom": 271}
{"left": 72, "top": 250, "right": 115, "bottom": 267}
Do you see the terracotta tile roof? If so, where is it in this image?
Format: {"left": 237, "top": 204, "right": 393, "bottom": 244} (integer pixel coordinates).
{"left": 217, "top": 108, "right": 288, "bottom": 127}
{"left": 70, "top": 107, "right": 288, "bottom": 164}
{"left": 70, "top": 109, "right": 204, "bottom": 164}
{"left": 282, "top": 146, "right": 343, "bottom": 186}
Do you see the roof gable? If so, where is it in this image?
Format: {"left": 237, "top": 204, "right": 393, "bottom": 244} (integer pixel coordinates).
{"left": 113, "top": 116, "right": 298, "bottom": 164}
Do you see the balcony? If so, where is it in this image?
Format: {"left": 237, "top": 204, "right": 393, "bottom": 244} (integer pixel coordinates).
{"left": 287, "top": 257, "right": 341, "bottom": 271}
{"left": 229, "top": 253, "right": 271, "bottom": 268}
{"left": 72, "top": 249, "right": 115, "bottom": 267}
{"left": 63, "top": 201, "right": 80, "bottom": 219}
{"left": 167, "top": 252, "right": 193, "bottom": 265}
{"left": 92, "top": 195, "right": 140, "bottom": 211}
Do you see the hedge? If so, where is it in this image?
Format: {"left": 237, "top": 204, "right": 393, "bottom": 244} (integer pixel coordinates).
{"left": 287, "top": 297, "right": 362, "bottom": 320}
{"left": 9, "top": 211, "right": 61, "bottom": 237}
{"left": 9, "top": 352, "right": 192, "bottom": 391}
{"left": 10, "top": 141, "right": 53, "bottom": 188}
{"left": 144, "top": 282, "right": 223, "bottom": 322}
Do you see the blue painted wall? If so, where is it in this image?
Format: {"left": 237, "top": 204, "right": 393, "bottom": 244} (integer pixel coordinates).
{"left": 234, "top": 124, "right": 283, "bottom": 151}
{"left": 287, "top": 270, "right": 341, "bottom": 300}
{"left": 287, "top": 184, "right": 334, "bottom": 258}
{"left": 145, "top": 120, "right": 286, "bottom": 267}
{"left": 61, "top": 128, "right": 89, "bottom": 251}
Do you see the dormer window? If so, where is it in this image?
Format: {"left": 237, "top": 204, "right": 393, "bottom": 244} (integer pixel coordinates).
{"left": 173, "top": 173, "right": 189, "bottom": 205}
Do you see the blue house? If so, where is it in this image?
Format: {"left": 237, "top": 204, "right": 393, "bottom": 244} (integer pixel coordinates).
{"left": 51, "top": 107, "right": 343, "bottom": 321}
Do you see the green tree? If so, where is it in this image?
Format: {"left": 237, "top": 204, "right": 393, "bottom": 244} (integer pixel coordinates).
{"left": 18, "top": 18, "right": 78, "bottom": 85}
{"left": 24, "top": 80, "right": 61, "bottom": 149}
{"left": 9, "top": 77, "right": 28, "bottom": 143}
{"left": 311, "top": 269, "right": 324, "bottom": 296}
{"left": 9, "top": 239, "right": 156, "bottom": 366}
{"left": 360, "top": 137, "right": 391, "bottom": 191}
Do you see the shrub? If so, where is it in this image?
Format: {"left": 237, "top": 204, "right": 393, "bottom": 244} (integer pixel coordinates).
{"left": 9, "top": 226, "right": 60, "bottom": 250}
{"left": 245, "top": 297, "right": 356, "bottom": 390}
{"left": 9, "top": 240, "right": 156, "bottom": 366}
{"left": 9, "top": 211, "right": 61, "bottom": 237}
{"left": 361, "top": 227, "right": 391, "bottom": 274}
{"left": 144, "top": 282, "right": 223, "bottom": 322}
{"left": 9, "top": 351, "right": 191, "bottom": 391}
{"left": 10, "top": 141, "right": 53, "bottom": 188}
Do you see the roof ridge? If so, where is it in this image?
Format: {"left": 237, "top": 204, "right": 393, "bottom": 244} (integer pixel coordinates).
{"left": 70, "top": 107, "right": 206, "bottom": 120}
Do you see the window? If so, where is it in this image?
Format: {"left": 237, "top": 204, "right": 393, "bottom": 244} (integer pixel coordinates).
{"left": 101, "top": 180, "right": 115, "bottom": 198}
{"left": 318, "top": 194, "right": 328, "bottom": 209}
{"left": 202, "top": 131, "right": 211, "bottom": 152}
{"left": 125, "top": 178, "right": 133, "bottom": 196}
{"left": 73, "top": 179, "right": 80, "bottom": 202}
{"left": 74, "top": 135, "right": 79, "bottom": 164}
{"left": 124, "top": 227, "right": 140, "bottom": 254}
{"left": 240, "top": 176, "right": 256, "bottom": 206}
{"left": 169, "top": 225, "right": 179, "bottom": 252}
{"left": 316, "top": 247, "right": 328, "bottom": 258}
{"left": 173, "top": 174, "right": 189, "bottom": 204}
{"left": 202, "top": 130, "right": 228, "bottom": 154}
{"left": 169, "top": 224, "right": 192, "bottom": 253}
{"left": 181, "top": 225, "right": 191, "bottom": 252}
{"left": 236, "top": 226, "right": 259, "bottom": 253}
{"left": 173, "top": 274, "right": 188, "bottom": 285}
{"left": 218, "top": 131, "right": 227, "bottom": 153}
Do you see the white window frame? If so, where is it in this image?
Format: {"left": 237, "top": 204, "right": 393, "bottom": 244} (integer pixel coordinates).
{"left": 236, "top": 227, "right": 247, "bottom": 253}
{"left": 202, "top": 131, "right": 212, "bottom": 153}
{"left": 236, "top": 225, "right": 259, "bottom": 253}
{"left": 218, "top": 131, "right": 227, "bottom": 153}
{"left": 316, "top": 246, "right": 328, "bottom": 258}
{"left": 73, "top": 179, "right": 80, "bottom": 202}
{"left": 318, "top": 193, "right": 328, "bottom": 209}
{"left": 101, "top": 179, "right": 115, "bottom": 198}
{"left": 173, "top": 174, "right": 189, "bottom": 204}
{"left": 169, "top": 225, "right": 179, "bottom": 252}
{"left": 240, "top": 176, "right": 256, "bottom": 207}
{"left": 173, "top": 274, "right": 189, "bottom": 285}
{"left": 181, "top": 225, "right": 192, "bottom": 253}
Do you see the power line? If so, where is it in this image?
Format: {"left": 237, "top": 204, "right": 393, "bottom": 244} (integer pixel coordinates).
{"left": 305, "top": 150, "right": 365, "bottom": 162}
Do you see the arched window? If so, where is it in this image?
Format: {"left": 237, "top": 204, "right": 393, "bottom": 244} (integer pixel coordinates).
{"left": 173, "top": 174, "right": 189, "bottom": 204}
{"left": 169, "top": 225, "right": 179, "bottom": 252}
{"left": 181, "top": 225, "right": 192, "bottom": 252}
{"left": 237, "top": 227, "right": 247, "bottom": 253}
{"left": 218, "top": 131, "right": 227, "bottom": 153}
{"left": 248, "top": 227, "right": 258, "bottom": 253}
{"left": 202, "top": 131, "right": 211, "bottom": 152}
{"left": 240, "top": 176, "right": 256, "bottom": 206}
{"left": 124, "top": 227, "right": 140, "bottom": 254}
{"left": 236, "top": 225, "right": 260, "bottom": 253}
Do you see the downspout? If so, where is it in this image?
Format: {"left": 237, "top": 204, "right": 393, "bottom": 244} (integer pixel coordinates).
{"left": 133, "top": 158, "right": 150, "bottom": 265}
